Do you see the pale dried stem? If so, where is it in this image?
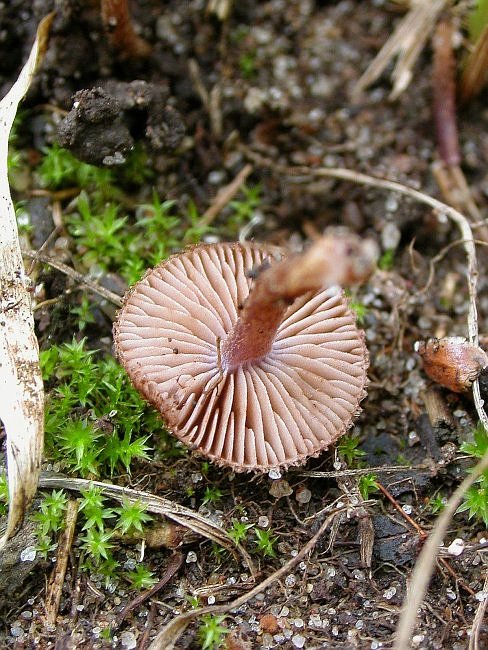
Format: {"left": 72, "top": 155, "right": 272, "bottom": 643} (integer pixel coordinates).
{"left": 353, "top": 0, "right": 447, "bottom": 100}
{"left": 45, "top": 499, "right": 79, "bottom": 626}
{"left": 196, "top": 163, "right": 253, "bottom": 229}
{"left": 460, "top": 24, "right": 488, "bottom": 104}
{"left": 0, "top": 13, "right": 54, "bottom": 550}
{"left": 22, "top": 249, "right": 123, "bottom": 307}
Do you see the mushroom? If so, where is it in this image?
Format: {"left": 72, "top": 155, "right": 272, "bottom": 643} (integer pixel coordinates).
{"left": 113, "top": 232, "right": 377, "bottom": 472}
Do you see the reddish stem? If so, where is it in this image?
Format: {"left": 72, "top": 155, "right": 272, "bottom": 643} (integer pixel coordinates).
{"left": 100, "top": 0, "right": 151, "bottom": 59}
{"left": 432, "top": 19, "right": 460, "bottom": 166}
{"left": 220, "top": 233, "right": 378, "bottom": 371}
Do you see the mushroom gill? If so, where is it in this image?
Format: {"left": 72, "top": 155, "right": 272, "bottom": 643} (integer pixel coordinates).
{"left": 114, "top": 237, "right": 375, "bottom": 472}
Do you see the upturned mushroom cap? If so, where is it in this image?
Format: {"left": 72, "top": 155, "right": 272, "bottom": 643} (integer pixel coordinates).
{"left": 114, "top": 241, "right": 369, "bottom": 472}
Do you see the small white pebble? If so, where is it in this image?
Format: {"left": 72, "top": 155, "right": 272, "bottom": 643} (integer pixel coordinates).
{"left": 278, "top": 606, "right": 289, "bottom": 617}
{"left": 20, "top": 611, "right": 32, "bottom": 620}
{"left": 294, "top": 618, "right": 304, "bottom": 628}
{"left": 292, "top": 634, "right": 306, "bottom": 648}
{"left": 186, "top": 551, "right": 197, "bottom": 563}
{"left": 475, "top": 590, "right": 488, "bottom": 601}
{"left": 207, "top": 595, "right": 215, "bottom": 605}
{"left": 412, "top": 634, "right": 424, "bottom": 646}
{"left": 383, "top": 586, "right": 397, "bottom": 600}
{"left": 258, "top": 516, "right": 269, "bottom": 528}
{"left": 402, "top": 504, "right": 413, "bottom": 515}
{"left": 332, "top": 625, "right": 339, "bottom": 636}
{"left": 268, "top": 469, "right": 281, "bottom": 480}
{"left": 191, "top": 472, "right": 203, "bottom": 483}
{"left": 285, "top": 574, "right": 297, "bottom": 587}
{"left": 355, "top": 620, "right": 364, "bottom": 629}
{"left": 446, "top": 588, "right": 456, "bottom": 601}
{"left": 447, "top": 538, "right": 465, "bottom": 556}
{"left": 120, "top": 630, "right": 137, "bottom": 649}
{"left": 20, "top": 547, "right": 36, "bottom": 562}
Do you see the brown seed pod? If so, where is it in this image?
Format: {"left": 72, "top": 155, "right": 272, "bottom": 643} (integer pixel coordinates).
{"left": 415, "top": 336, "right": 488, "bottom": 392}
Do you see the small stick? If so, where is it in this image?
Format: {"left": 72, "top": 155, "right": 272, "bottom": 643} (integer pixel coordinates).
{"left": 44, "top": 499, "right": 79, "bottom": 626}
{"left": 22, "top": 249, "right": 123, "bottom": 307}
{"left": 195, "top": 164, "right": 253, "bottom": 230}
{"left": 138, "top": 602, "right": 157, "bottom": 650}
{"left": 116, "top": 552, "right": 184, "bottom": 626}
{"left": 100, "top": 0, "right": 151, "bottom": 59}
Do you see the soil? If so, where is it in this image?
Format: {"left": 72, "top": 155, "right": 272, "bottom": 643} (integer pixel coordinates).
{"left": 1, "top": 1, "right": 488, "bottom": 649}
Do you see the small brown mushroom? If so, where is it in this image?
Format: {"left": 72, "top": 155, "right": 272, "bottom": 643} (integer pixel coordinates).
{"left": 114, "top": 233, "right": 377, "bottom": 472}
{"left": 415, "top": 336, "right": 488, "bottom": 392}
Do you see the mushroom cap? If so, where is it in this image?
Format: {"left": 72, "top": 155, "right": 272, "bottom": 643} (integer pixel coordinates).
{"left": 113, "top": 242, "right": 369, "bottom": 472}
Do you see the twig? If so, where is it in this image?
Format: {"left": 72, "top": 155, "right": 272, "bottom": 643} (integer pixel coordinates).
{"left": 393, "top": 451, "right": 488, "bottom": 650}
{"left": 138, "top": 602, "right": 157, "bottom": 650}
{"left": 376, "top": 482, "right": 426, "bottom": 540}
{"left": 22, "top": 249, "right": 123, "bottom": 307}
{"left": 300, "top": 464, "right": 431, "bottom": 479}
{"left": 195, "top": 163, "right": 253, "bottom": 230}
{"left": 147, "top": 507, "right": 345, "bottom": 650}
{"left": 44, "top": 499, "right": 79, "bottom": 626}
{"left": 116, "top": 552, "right": 184, "bottom": 626}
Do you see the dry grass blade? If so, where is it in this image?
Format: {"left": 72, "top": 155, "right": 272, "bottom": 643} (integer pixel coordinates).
{"left": 148, "top": 507, "right": 343, "bottom": 650}
{"left": 460, "top": 24, "right": 488, "bottom": 103}
{"left": 0, "top": 13, "right": 54, "bottom": 551}
{"left": 394, "top": 450, "right": 488, "bottom": 650}
{"left": 353, "top": 0, "right": 447, "bottom": 100}
{"left": 45, "top": 499, "right": 79, "bottom": 626}
{"left": 38, "top": 474, "right": 255, "bottom": 576}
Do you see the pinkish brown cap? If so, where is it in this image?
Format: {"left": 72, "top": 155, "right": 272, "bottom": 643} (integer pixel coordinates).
{"left": 113, "top": 241, "right": 369, "bottom": 472}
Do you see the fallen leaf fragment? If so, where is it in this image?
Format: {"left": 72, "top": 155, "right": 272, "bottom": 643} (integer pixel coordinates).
{"left": 0, "top": 13, "right": 54, "bottom": 550}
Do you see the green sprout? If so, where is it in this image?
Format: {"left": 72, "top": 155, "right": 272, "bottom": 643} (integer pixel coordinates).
{"left": 337, "top": 434, "right": 366, "bottom": 467}
{"left": 126, "top": 565, "right": 158, "bottom": 590}
{"left": 202, "top": 486, "right": 223, "bottom": 506}
{"left": 254, "top": 528, "right": 278, "bottom": 558}
{"left": 358, "top": 473, "right": 379, "bottom": 500}
{"left": 114, "top": 499, "right": 153, "bottom": 535}
{"left": 0, "top": 472, "right": 8, "bottom": 517}
{"left": 198, "top": 614, "right": 229, "bottom": 650}
{"left": 227, "top": 519, "right": 254, "bottom": 545}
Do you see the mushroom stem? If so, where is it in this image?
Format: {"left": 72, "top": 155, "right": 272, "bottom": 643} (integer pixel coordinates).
{"left": 220, "top": 233, "right": 378, "bottom": 371}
